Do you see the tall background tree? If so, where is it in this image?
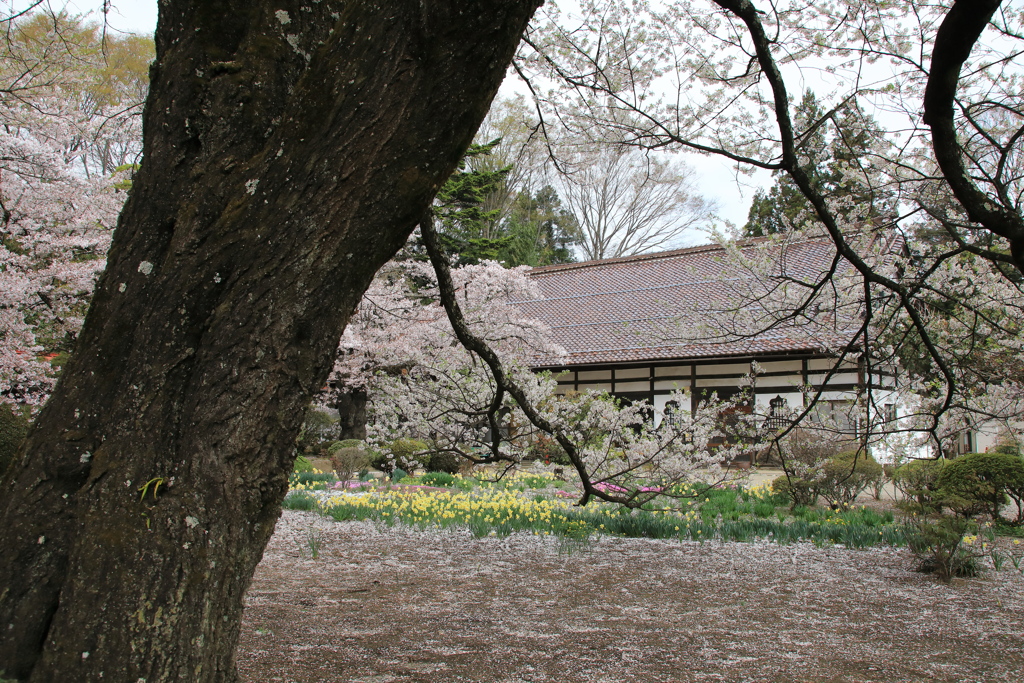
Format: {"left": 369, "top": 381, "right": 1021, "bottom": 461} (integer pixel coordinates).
{"left": 0, "top": 1, "right": 542, "bottom": 680}
{"left": 500, "top": 183, "right": 578, "bottom": 265}
{"left": 419, "top": 127, "right": 580, "bottom": 267}
{"left": 447, "top": 96, "right": 582, "bottom": 267}
{"left": 743, "top": 91, "right": 893, "bottom": 237}
{"left": 560, "top": 143, "right": 717, "bottom": 259}
{"left": 470, "top": 95, "right": 717, "bottom": 262}
{"left": 429, "top": 140, "right": 516, "bottom": 265}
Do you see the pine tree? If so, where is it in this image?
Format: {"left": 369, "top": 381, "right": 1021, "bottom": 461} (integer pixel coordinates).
{"left": 742, "top": 91, "right": 887, "bottom": 236}
{"left": 423, "top": 145, "right": 579, "bottom": 267}
{"left": 432, "top": 139, "right": 514, "bottom": 265}
{"left": 499, "top": 184, "right": 578, "bottom": 266}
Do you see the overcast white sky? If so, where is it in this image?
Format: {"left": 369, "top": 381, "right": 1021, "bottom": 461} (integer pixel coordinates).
{"left": 54, "top": 0, "right": 761, "bottom": 237}
{"left": 45, "top": 0, "right": 156, "bottom": 34}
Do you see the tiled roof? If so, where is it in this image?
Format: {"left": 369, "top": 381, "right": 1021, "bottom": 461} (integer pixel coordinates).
{"left": 516, "top": 234, "right": 895, "bottom": 368}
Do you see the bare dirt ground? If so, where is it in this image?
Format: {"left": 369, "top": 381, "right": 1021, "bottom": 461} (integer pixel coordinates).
{"left": 237, "top": 511, "right": 1024, "bottom": 683}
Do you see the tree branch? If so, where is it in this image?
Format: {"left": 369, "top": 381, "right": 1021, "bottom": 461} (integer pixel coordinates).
{"left": 923, "top": 0, "right": 1024, "bottom": 272}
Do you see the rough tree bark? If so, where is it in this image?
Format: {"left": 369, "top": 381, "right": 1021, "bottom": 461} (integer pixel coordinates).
{"left": 335, "top": 388, "right": 367, "bottom": 441}
{"left": 0, "top": 1, "right": 541, "bottom": 681}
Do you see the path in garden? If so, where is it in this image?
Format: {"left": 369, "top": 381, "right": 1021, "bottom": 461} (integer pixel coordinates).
{"left": 237, "top": 511, "right": 1024, "bottom": 683}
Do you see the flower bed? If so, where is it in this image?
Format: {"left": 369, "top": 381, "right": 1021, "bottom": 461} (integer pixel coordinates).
{"left": 283, "top": 477, "right": 913, "bottom": 549}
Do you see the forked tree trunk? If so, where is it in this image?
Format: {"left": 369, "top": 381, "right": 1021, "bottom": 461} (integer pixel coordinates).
{"left": 0, "top": 2, "right": 540, "bottom": 680}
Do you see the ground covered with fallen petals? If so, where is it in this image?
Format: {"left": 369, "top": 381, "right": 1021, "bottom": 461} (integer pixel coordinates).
{"left": 237, "top": 511, "right": 1023, "bottom": 683}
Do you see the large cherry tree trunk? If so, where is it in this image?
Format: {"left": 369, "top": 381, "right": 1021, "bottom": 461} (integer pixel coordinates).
{"left": 0, "top": 1, "right": 540, "bottom": 680}
{"left": 336, "top": 388, "right": 368, "bottom": 441}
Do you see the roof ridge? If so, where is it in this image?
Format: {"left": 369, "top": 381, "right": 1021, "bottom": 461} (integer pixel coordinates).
{"left": 528, "top": 241, "right": 733, "bottom": 274}
{"left": 527, "top": 232, "right": 846, "bottom": 275}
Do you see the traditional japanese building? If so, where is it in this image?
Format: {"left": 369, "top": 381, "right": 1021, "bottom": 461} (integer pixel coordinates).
{"left": 516, "top": 234, "right": 902, "bottom": 439}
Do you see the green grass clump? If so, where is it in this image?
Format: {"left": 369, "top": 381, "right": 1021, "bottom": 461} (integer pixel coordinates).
{"left": 518, "top": 474, "right": 553, "bottom": 489}
{"left": 420, "top": 471, "right": 456, "bottom": 487}
{"left": 283, "top": 492, "right": 318, "bottom": 511}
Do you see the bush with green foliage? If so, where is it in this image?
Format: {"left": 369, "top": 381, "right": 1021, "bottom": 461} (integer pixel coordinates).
{"left": 370, "top": 438, "right": 430, "bottom": 474}
{"left": 936, "top": 452, "right": 1024, "bottom": 523}
{"left": 992, "top": 434, "right": 1021, "bottom": 456}
{"left": 0, "top": 404, "right": 29, "bottom": 478}
{"left": 893, "top": 459, "right": 945, "bottom": 507}
{"left": 296, "top": 406, "right": 338, "bottom": 455}
{"left": 426, "top": 450, "right": 463, "bottom": 474}
{"left": 773, "top": 428, "right": 863, "bottom": 508}
{"left": 771, "top": 474, "right": 819, "bottom": 507}
{"left": 773, "top": 448, "right": 883, "bottom": 509}
{"left": 904, "top": 514, "right": 981, "bottom": 582}
{"left": 817, "top": 450, "right": 884, "bottom": 507}
{"left": 391, "top": 467, "right": 409, "bottom": 482}
{"left": 527, "top": 433, "right": 571, "bottom": 466}
{"left": 420, "top": 471, "right": 457, "bottom": 487}
{"left": 293, "top": 455, "right": 314, "bottom": 473}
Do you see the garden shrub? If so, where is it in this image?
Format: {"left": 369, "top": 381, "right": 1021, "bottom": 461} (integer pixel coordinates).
{"left": 391, "top": 467, "right": 408, "bottom": 482}
{"left": 771, "top": 474, "right": 818, "bottom": 508}
{"left": 0, "top": 404, "right": 29, "bottom": 478}
{"left": 992, "top": 434, "right": 1021, "bottom": 456}
{"left": 893, "top": 459, "right": 944, "bottom": 508}
{"left": 369, "top": 450, "right": 391, "bottom": 474}
{"left": 371, "top": 438, "right": 429, "bottom": 474}
{"left": 426, "top": 450, "right": 463, "bottom": 474}
{"left": 327, "top": 440, "right": 371, "bottom": 482}
{"left": 905, "top": 514, "right": 981, "bottom": 582}
{"left": 936, "top": 452, "right": 1024, "bottom": 522}
{"left": 775, "top": 427, "right": 861, "bottom": 508}
{"left": 293, "top": 455, "right": 314, "bottom": 473}
{"left": 296, "top": 406, "right": 338, "bottom": 455}
{"left": 527, "top": 433, "right": 571, "bottom": 466}
{"left": 817, "top": 450, "right": 884, "bottom": 507}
